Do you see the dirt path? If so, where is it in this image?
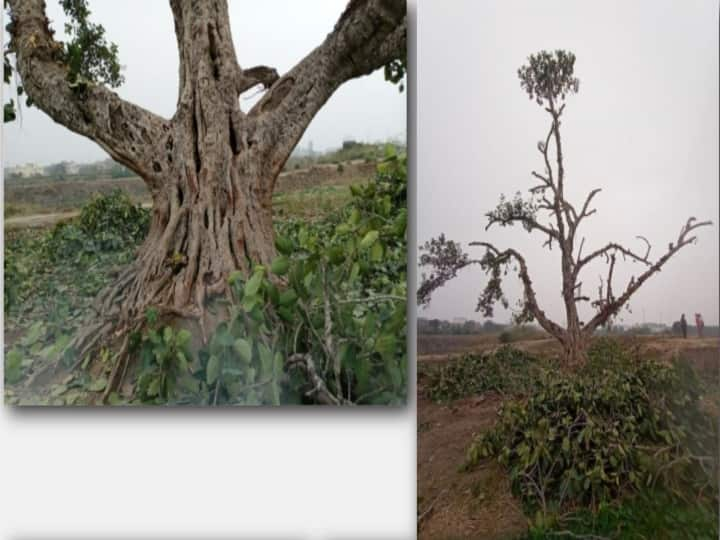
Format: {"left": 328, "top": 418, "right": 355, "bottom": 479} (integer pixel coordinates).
{"left": 4, "top": 202, "right": 153, "bottom": 230}
{"left": 417, "top": 387, "right": 527, "bottom": 539}
{"left": 5, "top": 160, "right": 374, "bottom": 230}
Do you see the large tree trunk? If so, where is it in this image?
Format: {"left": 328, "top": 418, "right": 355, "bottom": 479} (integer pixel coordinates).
{"left": 99, "top": 0, "right": 278, "bottom": 333}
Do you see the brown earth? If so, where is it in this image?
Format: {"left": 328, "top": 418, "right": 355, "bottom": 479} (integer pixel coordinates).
{"left": 417, "top": 387, "right": 527, "bottom": 539}
{"left": 416, "top": 333, "right": 719, "bottom": 539}
{"left": 4, "top": 159, "right": 375, "bottom": 223}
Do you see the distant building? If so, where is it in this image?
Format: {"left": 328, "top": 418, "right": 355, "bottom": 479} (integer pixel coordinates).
{"left": 8, "top": 163, "right": 44, "bottom": 178}
{"left": 452, "top": 317, "right": 468, "bottom": 324}
{"left": 59, "top": 161, "right": 80, "bottom": 175}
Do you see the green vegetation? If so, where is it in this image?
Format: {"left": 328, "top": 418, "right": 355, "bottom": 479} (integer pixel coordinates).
{"left": 5, "top": 153, "right": 407, "bottom": 406}
{"left": 284, "top": 141, "right": 406, "bottom": 171}
{"left": 425, "top": 346, "right": 546, "bottom": 403}
{"left": 522, "top": 489, "right": 718, "bottom": 539}
{"left": 273, "top": 184, "right": 352, "bottom": 220}
{"left": 456, "top": 339, "right": 718, "bottom": 538}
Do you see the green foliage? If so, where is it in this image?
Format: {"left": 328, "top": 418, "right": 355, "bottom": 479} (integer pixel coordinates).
{"left": 77, "top": 188, "right": 148, "bottom": 240}
{"left": 4, "top": 349, "right": 24, "bottom": 385}
{"left": 384, "top": 58, "right": 406, "bottom": 92}
{"left": 270, "top": 148, "right": 408, "bottom": 404}
{"left": 134, "top": 323, "right": 193, "bottom": 404}
{"left": 523, "top": 489, "right": 718, "bottom": 539}
{"left": 465, "top": 340, "right": 718, "bottom": 514}
{"left": 4, "top": 191, "right": 148, "bottom": 393}
{"left": 3, "top": 0, "right": 123, "bottom": 124}
{"left": 60, "top": 0, "right": 124, "bottom": 87}
{"left": 135, "top": 153, "right": 408, "bottom": 406}
{"left": 426, "top": 346, "right": 544, "bottom": 403}
{"left": 518, "top": 49, "right": 579, "bottom": 106}
{"left": 43, "top": 189, "right": 148, "bottom": 263}
{"left": 5, "top": 158, "right": 406, "bottom": 406}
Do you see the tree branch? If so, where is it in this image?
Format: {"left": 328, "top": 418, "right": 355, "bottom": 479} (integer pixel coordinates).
{"left": 249, "top": 0, "right": 406, "bottom": 181}
{"left": 470, "top": 242, "right": 566, "bottom": 339}
{"left": 7, "top": 0, "right": 170, "bottom": 190}
{"left": 583, "top": 218, "right": 712, "bottom": 334}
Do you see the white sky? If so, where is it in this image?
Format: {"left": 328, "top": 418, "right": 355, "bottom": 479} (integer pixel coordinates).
{"left": 2, "top": 0, "right": 406, "bottom": 166}
{"left": 417, "top": 0, "right": 719, "bottom": 327}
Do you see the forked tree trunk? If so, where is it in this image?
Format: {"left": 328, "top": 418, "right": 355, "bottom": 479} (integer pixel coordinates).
{"left": 7, "top": 0, "right": 407, "bottom": 382}
{"left": 100, "top": 1, "right": 279, "bottom": 330}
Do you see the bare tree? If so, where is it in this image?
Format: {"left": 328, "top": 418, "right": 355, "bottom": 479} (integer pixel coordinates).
{"left": 418, "top": 50, "right": 711, "bottom": 366}
{"left": 6, "top": 0, "right": 406, "bottom": 362}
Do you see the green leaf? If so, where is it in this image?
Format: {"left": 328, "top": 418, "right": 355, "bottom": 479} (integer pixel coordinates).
{"left": 375, "top": 334, "right": 397, "bottom": 359}
{"left": 176, "top": 329, "right": 192, "bottom": 348}
{"left": 233, "top": 338, "right": 253, "bottom": 364}
{"left": 271, "top": 255, "right": 290, "bottom": 275}
{"left": 241, "top": 294, "right": 260, "bottom": 313}
{"left": 206, "top": 355, "right": 220, "bottom": 385}
{"left": 275, "top": 235, "right": 294, "bottom": 255}
{"left": 258, "top": 343, "right": 273, "bottom": 378}
{"left": 244, "top": 270, "right": 264, "bottom": 297}
{"left": 163, "top": 326, "right": 173, "bottom": 343}
{"left": 266, "top": 282, "right": 280, "bottom": 304}
{"left": 359, "top": 230, "right": 379, "bottom": 250}
{"left": 4, "top": 349, "right": 24, "bottom": 384}
{"left": 370, "top": 241, "right": 383, "bottom": 262}
{"left": 215, "top": 323, "right": 235, "bottom": 347}
{"left": 279, "top": 289, "right": 298, "bottom": 306}
{"left": 147, "top": 377, "right": 161, "bottom": 397}
{"left": 87, "top": 377, "right": 107, "bottom": 392}
{"left": 228, "top": 271, "right": 244, "bottom": 286}
{"left": 328, "top": 245, "right": 346, "bottom": 265}
{"left": 145, "top": 307, "right": 159, "bottom": 325}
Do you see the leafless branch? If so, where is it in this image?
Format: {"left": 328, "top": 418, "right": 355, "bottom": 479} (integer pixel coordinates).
{"left": 287, "top": 354, "right": 351, "bottom": 406}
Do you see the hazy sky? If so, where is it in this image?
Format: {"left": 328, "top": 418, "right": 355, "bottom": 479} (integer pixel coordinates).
{"left": 417, "top": 0, "right": 718, "bottom": 327}
{"left": 2, "top": 0, "right": 406, "bottom": 166}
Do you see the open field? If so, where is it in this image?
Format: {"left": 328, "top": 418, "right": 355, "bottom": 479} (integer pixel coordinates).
{"left": 4, "top": 159, "right": 376, "bottom": 226}
{"left": 417, "top": 333, "right": 719, "bottom": 539}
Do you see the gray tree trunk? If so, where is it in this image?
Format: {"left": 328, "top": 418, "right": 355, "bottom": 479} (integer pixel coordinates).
{"left": 7, "top": 0, "right": 406, "bottom": 351}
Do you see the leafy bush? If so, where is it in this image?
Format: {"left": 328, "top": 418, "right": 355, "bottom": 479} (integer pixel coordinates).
{"left": 43, "top": 189, "right": 149, "bottom": 263}
{"left": 133, "top": 318, "right": 193, "bottom": 404}
{"left": 465, "top": 340, "right": 718, "bottom": 513}
{"left": 77, "top": 188, "right": 148, "bottom": 240}
{"left": 426, "top": 346, "right": 544, "bottom": 402}
{"left": 130, "top": 151, "right": 407, "bottom": 406}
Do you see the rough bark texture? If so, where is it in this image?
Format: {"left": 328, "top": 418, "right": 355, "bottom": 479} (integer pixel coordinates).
{"left": 7, "top": 0, "right": 406, "bottom": 372}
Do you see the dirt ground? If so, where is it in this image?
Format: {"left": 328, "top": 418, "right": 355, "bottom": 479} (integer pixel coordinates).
{"left": 417, "top": 387, "right": 527, "bottom": 539}
{"left": 4, "top": 159, "right": 375, "bottom": 223}
{"left": 416, "top": 333, "right": 719, "bottom": 539}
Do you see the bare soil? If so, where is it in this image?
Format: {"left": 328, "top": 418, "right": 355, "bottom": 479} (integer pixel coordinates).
{"left": 4, "top": 160, "right": 375, "bottom": 222}
{"left": 416, "top": 333, "right": 719, "bottom": 539}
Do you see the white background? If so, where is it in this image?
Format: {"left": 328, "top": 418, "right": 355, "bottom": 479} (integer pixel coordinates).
{"left": 0, "top": 1, "right": 417, "bottom": 539}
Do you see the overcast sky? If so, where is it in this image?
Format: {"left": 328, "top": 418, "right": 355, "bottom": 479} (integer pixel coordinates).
{"left": 417, "top": 0, "right": 718, "bottom": 327}
{"left": 2, "top": 0, "right": 406, "bottom": 167}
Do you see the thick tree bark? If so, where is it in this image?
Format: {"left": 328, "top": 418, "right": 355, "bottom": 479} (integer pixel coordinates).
{"left": 7, "top": 0, "right": 406, "bottom": 371}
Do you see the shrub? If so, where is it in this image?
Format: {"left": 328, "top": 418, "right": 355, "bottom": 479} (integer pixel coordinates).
{"left": 129, "top": 151, "right": 407, "bottom": 406}
{"left": 44, "top": 190, "right": 149, "bottom": 262}
{"left": 426, "top": 346, "right": 544, "bottom": 402}
{"left": 465, "top": 341, "right": 718, "bottom": 513}
{"left": 77, "top": 188, "right": 149, "bottom": 242}
{"left": 133, "top": 321, "right": 193, "bottom": 403}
